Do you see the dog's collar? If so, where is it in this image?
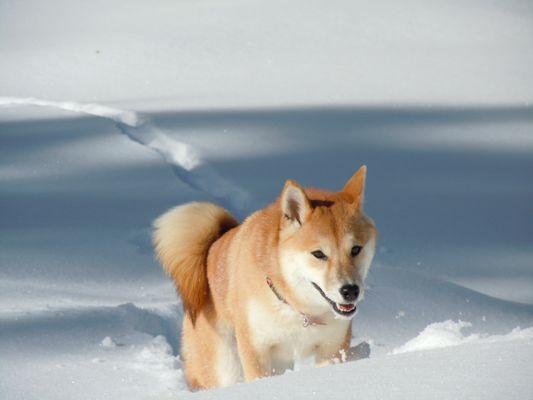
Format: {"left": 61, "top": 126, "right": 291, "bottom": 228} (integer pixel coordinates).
{"left": 265, "top": 276, "right": 326, "bottom": 328}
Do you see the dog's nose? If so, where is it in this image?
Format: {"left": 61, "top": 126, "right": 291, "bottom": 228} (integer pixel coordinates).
{"left": 339, "top": 284, "right": 359, "bottom": 302}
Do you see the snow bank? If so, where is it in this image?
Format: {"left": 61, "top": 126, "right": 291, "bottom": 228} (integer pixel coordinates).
{"left": 393, "top": 320, "right": 533, "bottom": 354}
{"left": 191, "top": 336, "right": 533, "bottom": 400}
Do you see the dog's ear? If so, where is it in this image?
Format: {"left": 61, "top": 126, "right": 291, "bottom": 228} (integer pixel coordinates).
{"left": 280, "top": 179, "right": 312, "bottom": 226}
{"left": 340, "top": 165, "right": 366, "bottom": 208}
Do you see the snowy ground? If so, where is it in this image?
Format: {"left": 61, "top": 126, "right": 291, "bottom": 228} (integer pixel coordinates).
{"left": 1, "top": 0, "right": 533, "bottom": 399}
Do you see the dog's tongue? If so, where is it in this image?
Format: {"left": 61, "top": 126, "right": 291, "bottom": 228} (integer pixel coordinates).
{"left": 338, "top": 303, "right": 356, "bottom": 312}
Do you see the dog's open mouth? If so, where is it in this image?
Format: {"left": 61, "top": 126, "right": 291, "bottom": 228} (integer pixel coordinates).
{"left": 311, "top": 282, "right": 357, "bottom": 317}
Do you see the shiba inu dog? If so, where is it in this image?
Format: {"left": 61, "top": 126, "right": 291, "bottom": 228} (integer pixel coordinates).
{"left": 153, "top": 166, "right": 377, "bottom": 389}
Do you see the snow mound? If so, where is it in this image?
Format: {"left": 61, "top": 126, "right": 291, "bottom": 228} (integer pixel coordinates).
{"left": 101, "top": 336, "right": 118, "bottom": 348}
{"left": 132, "top": 335, "right": 187, "bottom": 396}
{"left": 393, "top": 320, "right": 533, "bottom": 354}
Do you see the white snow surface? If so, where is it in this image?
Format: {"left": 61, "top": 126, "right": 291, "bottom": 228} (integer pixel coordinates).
{"left": 1, "top": 0, "right": 533, "bottom": 399}
{"left": 1, "top": 0, "right": 533, "bottom": 118}
{"left": 392, "top": 320, "right": 533, "bottom": 354}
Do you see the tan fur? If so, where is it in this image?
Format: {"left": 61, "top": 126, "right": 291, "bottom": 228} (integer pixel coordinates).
{"left": 153, "top": 166, "right": 377, "bottom": 389}
{"left": 153, "top": 202, "right": 238, "bottom": 321}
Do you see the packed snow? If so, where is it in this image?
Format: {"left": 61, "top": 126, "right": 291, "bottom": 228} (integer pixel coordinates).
{"left": 1, "top": 0, "right": 533, "bottom": 399}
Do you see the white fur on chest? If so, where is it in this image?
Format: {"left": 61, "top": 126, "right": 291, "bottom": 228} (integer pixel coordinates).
{"left": 247, "top": 299, "right": 349, "bottom": 365}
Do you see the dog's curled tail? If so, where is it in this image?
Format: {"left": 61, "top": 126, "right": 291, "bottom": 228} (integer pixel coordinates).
{"left": 153, "top": 202, "right": 238, "bottom": 321}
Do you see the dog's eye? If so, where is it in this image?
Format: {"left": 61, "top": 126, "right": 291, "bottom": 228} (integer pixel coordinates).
{"left": 311, "top": 250, "right": 328, "bottom": 260}
{"left": 351, "top": 245, "right": 363, "bottom": 257}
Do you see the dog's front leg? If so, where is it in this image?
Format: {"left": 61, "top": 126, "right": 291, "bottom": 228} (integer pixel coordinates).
{"left": 235, "top": 323, "right": 271, "bottom": 381}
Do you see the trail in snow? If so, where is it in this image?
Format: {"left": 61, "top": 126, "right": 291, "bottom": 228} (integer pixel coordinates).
{"left": 0, "top": 97, "right": 252, "bottom": 218}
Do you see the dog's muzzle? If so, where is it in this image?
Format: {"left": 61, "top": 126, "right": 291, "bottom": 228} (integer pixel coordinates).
{"left": 311, "top": 282, "right": 357, "bottom": 317}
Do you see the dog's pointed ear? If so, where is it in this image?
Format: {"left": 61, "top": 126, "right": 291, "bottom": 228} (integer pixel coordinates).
{"left": 340, "top": 165, "right": 367, "bottom": 207}
{"left": 280, "top": 179, "right": 311, "bottom": 225}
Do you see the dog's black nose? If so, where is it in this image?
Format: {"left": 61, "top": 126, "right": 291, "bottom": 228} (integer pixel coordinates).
{"left": 339, "top": 284, "right": 359, "bottom": 302}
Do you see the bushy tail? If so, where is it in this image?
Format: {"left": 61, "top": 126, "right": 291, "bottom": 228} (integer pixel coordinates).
{"left": 153, "top": 202, "right": 238, "bottom": 321}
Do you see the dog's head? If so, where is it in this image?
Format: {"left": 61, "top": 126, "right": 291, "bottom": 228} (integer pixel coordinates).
{"left": 278, "top": 166, "right": 377, "bottom": 319}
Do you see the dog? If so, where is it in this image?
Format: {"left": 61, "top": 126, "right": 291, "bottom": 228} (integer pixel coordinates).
{"left": 153, "top": 165, "right": 377, "bottom": 389}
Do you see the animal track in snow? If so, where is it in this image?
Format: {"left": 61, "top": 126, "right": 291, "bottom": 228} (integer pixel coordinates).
{"left": 0, "top": 96, "right": 251, "bottom": 217}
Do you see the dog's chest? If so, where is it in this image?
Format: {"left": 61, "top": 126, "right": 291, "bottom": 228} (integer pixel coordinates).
{"left": 247, "top": 299, "right": 348, "bottom": 361}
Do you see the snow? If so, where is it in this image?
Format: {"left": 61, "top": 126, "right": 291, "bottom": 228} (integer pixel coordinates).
{"left": 100, "top": 336, "right": 117, "bottom": 348}
{"left": 1, "top": 0, "right": 533, "bottom": 117}
{"left": 194, "top": 337, "right": 533, "bottom": 400}
{"left": 392, "top": 320, "right": 533, "bottom": 354}
{"left": 1, "top": 0, "right": 533, "bottom": 399}
{"left": 0, "top": 97, "right": 141, "bottom": 126}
